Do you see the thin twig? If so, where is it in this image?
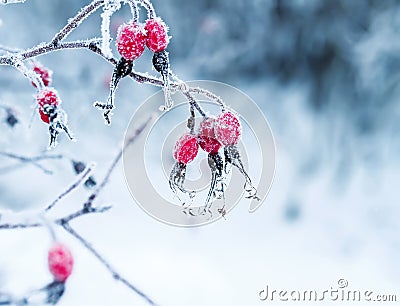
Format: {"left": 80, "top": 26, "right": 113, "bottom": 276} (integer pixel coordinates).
{"left": 45, "top": 164, "right": 95, "bottom": 212}
{"left": 52, "top": 0, "right": 104, "bottom": 46}
{"left": 0, "top": 151, "right": 63, "bottom": 174}
{"left": 183, "top": 91, "right": 206, "bottom": 117}
{"left": 0, "top": 206, "right": 111, "bottom": 230}
{"left": 62, "top": 223, "right": 158, "bottom": 306}
{"left": 84, "top": 116, "right": 152, "bottom": 208}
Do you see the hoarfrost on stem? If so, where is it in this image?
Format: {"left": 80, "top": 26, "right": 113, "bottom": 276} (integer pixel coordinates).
{"left": 101, "top": 0, "right": 121, "bottom": 58}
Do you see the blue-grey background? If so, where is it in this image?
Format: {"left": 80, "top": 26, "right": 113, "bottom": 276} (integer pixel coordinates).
{"left": 0, "top": 0, "right": 399, "bottom": 305}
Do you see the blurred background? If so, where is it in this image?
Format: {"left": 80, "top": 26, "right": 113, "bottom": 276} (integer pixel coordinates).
{"left": 0, "top": 0, "right": 399, "bottom": 305}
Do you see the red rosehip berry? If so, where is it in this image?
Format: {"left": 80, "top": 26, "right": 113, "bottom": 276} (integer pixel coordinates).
{"left": 32, "top": 65, "right": 52, "bottom": 88}
{"left": 198, "top": 136, "right": 221, "bottom": 154}
{"left": 199, "top": 117, "right": 217, "bottom": 139}
{"left": 144, "top": 18, "right": 169, "bottom": 53}
{"left": 48, "top": 243, "right": 74, "bottom": 282}
{"left": 198, "top": 117, "right": 221, "bottom": 154}
{"left": 36, "top": 88, "right": 60, "bottom": 124}
{"left": 116, "top": 21, "right": 146, "bottom": 60}
{"left": 173, "top": 133, "right": 199, "bottom": 164}
{"left": 215, "top": 111, "right": 242, "bottom": 146}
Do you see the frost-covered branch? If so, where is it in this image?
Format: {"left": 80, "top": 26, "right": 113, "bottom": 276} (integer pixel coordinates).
{"left": 0, "top": 151, "right": 63, "bottom": 175}
{"left": 0, "top": 0, "right": 225, "bottom": 123}
{"left": 0, "top": 117, "right": 156, "bottom": 305}
{"left": 45, "top": 164, "right": 95, "bottom": 212}
{"left": 62, "top": 223, "right": 158, "bottom": 306}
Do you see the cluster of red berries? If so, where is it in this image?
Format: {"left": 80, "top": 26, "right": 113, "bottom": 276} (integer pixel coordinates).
{"left": 173, "top": 111, "right": 241, "bottom": 165}
{"left": 30, "top": 63, "right": 73, "bottom": 147}
{"left": 30, "top": 63, "right": 59, "bottom": 125}
{"left": 95, "top": 17, "right": 170, "bottom": 124}
{"left": 170, "top": 111, "right": 250, "bottom": 215}
{"left": 116, "top": 17, "right": 169, "bottom": 61}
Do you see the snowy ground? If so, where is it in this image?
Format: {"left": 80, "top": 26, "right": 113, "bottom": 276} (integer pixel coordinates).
{"left": 0, "top": 1, "right": 399, "bottom": 306}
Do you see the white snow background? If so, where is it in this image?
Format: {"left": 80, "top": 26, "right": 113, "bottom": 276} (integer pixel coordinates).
{"left": 0, "top": 0, "right": 399, "bottom": 305}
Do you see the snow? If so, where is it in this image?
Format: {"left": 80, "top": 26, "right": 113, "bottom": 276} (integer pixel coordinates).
{"left": 0, "top": 0, "right": 399, "bottom": 305}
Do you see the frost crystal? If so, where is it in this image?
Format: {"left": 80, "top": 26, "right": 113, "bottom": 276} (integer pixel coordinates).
{"left": 101, "top": 1, "right": 121, "bottom": 58}
{"left": 215, "top": 111, "right": 242, "bottom": 146}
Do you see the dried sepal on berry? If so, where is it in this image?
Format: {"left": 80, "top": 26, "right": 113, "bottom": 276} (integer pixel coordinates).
{"left": 71, "top": 160, "right": 97, "bottom": 189}
{"left": 116, "top": 21, "right": 146, "bottom": 61}
{"left": 203, "top": 152, "right": 225, "bottom": 214}
{"left": 94, "top": 57, "right": 133, "bottom": 125}
{"left": 43, "top": 281, "right": 66, "bottom": 305}
{"left": 144, "top": 17, "right": 170, "bottom": 53}
{"left": 48, "top": 243, "right": 74, "bottom": 282}
{"left": 224, "top": 145, "right": 259, "bottom": 200}
{"left": 152, "top": 50, "right": 173, "bottom": 111}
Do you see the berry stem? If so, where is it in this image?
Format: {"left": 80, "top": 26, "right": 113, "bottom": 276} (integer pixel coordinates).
{"left": 134, "top": 0, "right": 156, "bottom": 19}
{"left": 126, "top": 0, "right": 139, "bottom": 22}
{"left": 183, "top": 91, "right": 206, "bottom": 118}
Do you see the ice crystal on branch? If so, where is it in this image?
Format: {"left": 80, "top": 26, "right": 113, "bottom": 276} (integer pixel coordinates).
{"left": 0, "top": 0, "right": 261, "bottom": 303}
{"left": 101, "top": 0, "right": 121, "bottom": 58}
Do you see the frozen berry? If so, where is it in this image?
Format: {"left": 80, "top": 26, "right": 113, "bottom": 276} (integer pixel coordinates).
{"left": 199, "top": 117, "right": 217, "bottom": 139}
{"left": 198, "top": 136, "right": 221, "bottom": 154}
{"left": 37, "top": 88, "right": 60, "bottom": 108}
{"left": 173, "top": 133, "right": 199, "bottom": 164}
{"left": 32, "top": 65, "right": 52, "bottom": 88}
{"left": 48, "top": 243, "right": 74, "bottom": 282}
{"left": 215, "top": 111, "right": 241, "bottom": 146}
{"left": 116, "top": 21, "right": 146, "bottom": 60}
{"left": 198, "top": 117, "right": 221, "bottom": 153}
{"left": 36, "top": 88, "right": 60, "bottom": 124}
{"left": 144, "top": 18, "right": 169, "bottom": 53}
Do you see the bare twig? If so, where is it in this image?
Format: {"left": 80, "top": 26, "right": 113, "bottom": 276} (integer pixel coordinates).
{"left": 62, "top": 223, "right": 158, "bottom": 306}
{"left": 45, "top": 164, "right": 95, "bottom": 212}
{"left": 84, "top": 116, "right": 152, "bottom": 208}
{"left": 183, "top": 91, "right": 206, "bottom": 117}
{"left": 0, "top": 151, "right": 63, "bottom": 174}
{"left": 0, "top": 206, "right": 111, "bottom": 230}
{"left": 0, "top": 116, "right": 156, "bottom": 305}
